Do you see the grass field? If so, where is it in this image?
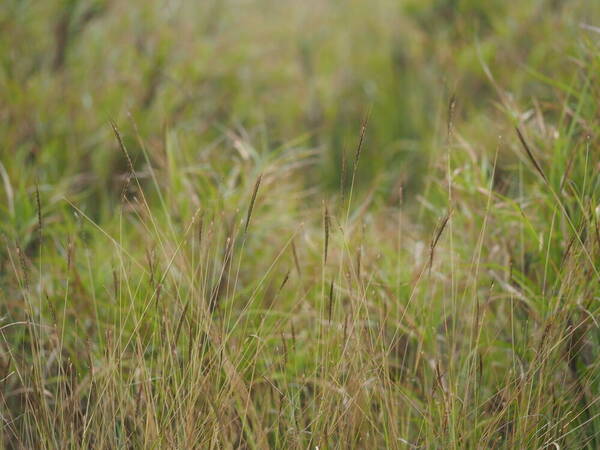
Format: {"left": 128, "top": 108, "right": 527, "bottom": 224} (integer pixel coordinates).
{"left": 1, "top": 0, "right": 600, "bottom": 448}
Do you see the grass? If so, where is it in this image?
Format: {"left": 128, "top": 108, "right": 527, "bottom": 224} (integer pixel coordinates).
{"left": 1, "top": 0, "right": 600, "bottom": 448}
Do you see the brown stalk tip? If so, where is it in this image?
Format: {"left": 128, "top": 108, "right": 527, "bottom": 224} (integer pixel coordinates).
{"left": 515, "top": 127, "right": 548, "bottom": 183}
{"left": 110, "top": 120, "right": 135, "bottom": 174}
{"left": 279, "top": 269, "right": 291, "bottom": 292}
{"left": 354, "top": 110, "right": 371, "bottom": 167}
{"left": 428, "top": 211, "right": 451, "bottom": 270}
{"left": 244, "top": 174, "right": 262, "bottom": 234}
{"left": 16, "top": 244, "right": 30, "bottom": 289}
{"left": 447, "top": 94, "right": 456, "bottom": 137}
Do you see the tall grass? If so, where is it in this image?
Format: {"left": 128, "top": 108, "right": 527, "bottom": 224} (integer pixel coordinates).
{"left": 1, "top": 0, "right": 600, "bottom": 448}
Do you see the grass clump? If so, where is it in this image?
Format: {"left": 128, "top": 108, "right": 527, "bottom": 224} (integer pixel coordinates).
{"left": 1, "top": 0, "right": 600, "bottom": 448}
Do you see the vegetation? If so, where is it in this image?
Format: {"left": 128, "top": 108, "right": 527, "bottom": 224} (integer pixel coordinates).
{"left": 1, "top": 0, "right": 600, "bottom": 448}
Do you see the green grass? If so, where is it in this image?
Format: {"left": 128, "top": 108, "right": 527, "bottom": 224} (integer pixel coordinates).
{"left": 1, "top": 0, "right": 600, "bottom": 448}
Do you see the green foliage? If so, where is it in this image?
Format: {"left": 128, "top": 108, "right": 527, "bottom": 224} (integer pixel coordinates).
{"left": 1, "top": 0, "right": 600, "bottom": 448}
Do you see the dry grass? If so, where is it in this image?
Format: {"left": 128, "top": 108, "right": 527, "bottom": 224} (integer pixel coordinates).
{"left": 1, "top": 0, "right": 600, "bottom": 448}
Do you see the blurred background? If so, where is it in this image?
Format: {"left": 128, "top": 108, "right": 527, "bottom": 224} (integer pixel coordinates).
{"left": 1, "top": 0, "right": 598, "bottom": 215}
